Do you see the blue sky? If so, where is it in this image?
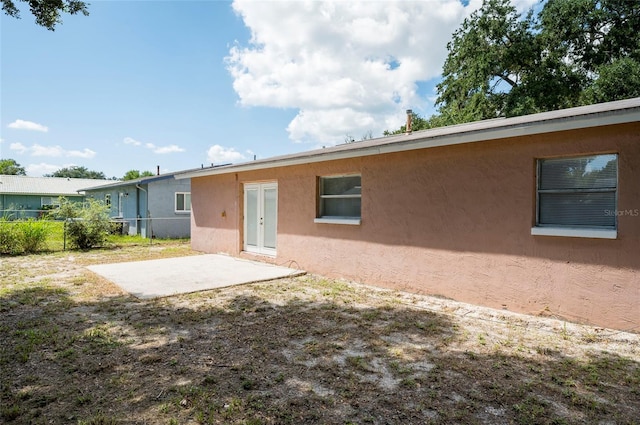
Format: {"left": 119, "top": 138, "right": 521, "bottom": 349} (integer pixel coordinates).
{"left": 1, "top": 0, "right": 535, "bottom": 178}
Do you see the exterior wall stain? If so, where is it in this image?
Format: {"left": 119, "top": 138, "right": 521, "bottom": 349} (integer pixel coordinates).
{"left": 191, "top": 123, "right": 640, "bottom": 331}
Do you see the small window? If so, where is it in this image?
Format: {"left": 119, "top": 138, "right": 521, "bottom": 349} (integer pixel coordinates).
{"left": 533, "top": 154, "right": 617, "bottom": 238}
{"left": 175, "top": 192, "right": 191, "bottom": 212}
{"left": 315, "top": 174, "right": 361, "bottom": 225}
{"left": 41, "top": 197, "right": 61, "bottom": 208}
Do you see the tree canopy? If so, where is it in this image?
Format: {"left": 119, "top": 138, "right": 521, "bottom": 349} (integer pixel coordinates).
{"left": 440, "top": 0, "right": 640, "bottom": 119}
{"left": 123, "top": 170, "right": 155, "bottom": 181}
{"left": 386, "top": 0, "right": 640, "bottom": 134}
{"left": 2, "top": 0, "right": 88, "bottom": 31}
{"left": 0, "top": 159, "right": 26, "bottom": 175}
{"left": 45, "top": 166, "right": 106, "bottom": 179}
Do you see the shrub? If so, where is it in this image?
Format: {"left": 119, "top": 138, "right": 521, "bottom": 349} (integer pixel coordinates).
{"left": 17, "top": 219, "right": 50, "bottom": 253}
{"left": 57, "top": 198, "right": 111, "bottom": 250}
{"left": 0, "top": 218, "right": 21, "bottom": 255}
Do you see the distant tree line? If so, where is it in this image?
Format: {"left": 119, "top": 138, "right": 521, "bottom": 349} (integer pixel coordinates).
{"left": 0, "top": 159, "right": 153, "bottom": 181}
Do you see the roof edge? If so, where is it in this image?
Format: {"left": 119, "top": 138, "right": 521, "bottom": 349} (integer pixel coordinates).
{"left": 180, "top": 98, "right": 640, "bottom": 179}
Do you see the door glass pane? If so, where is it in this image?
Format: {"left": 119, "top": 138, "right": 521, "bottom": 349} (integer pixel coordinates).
{"left": 246, "top": 189, "right": 258, "bottom": 247}
{"left": 263, "top": 187, "right": 277, "bottom": 249}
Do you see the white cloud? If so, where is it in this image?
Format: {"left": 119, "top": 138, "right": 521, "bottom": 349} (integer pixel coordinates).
{"left": 9, "top": 142, "right": 28, "bottom": 154}
{"left": 26, "top": 162, "right": 72, "bottom": 177}
{"left": 144, "top": 142, "right": 185, "bottom": 154}
{"left": 7, "top": 119, "right": 49, "bottom": 132}
{"left": 207, "top": 145, "right": 246, "bottom": 164}
{"left": 227, "top": 0, "right": 537, "bottom": 145}
{"left": 9, "top": 143, "right": 96, "bottom": 158}
{"left": 153, "top": 145, "right": 185, "bottom": 154}
{"left": 67, "top": 148, "right": 96, "bottom": 159}
{"left": 124, "top": 137, "right": 185, "bottom": 154}
{"left": 123, "top": 137, "right": 142, "bottom": 146}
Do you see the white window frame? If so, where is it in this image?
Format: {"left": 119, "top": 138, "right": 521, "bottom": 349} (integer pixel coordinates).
{"left": 531, "top": 154, "right": 618, "bottom": 239}
{"left": 175, "top": 192, "right": 191, "bottom": 213}
{"left": 314, "top": 174, "right": 361, "bottom": 225}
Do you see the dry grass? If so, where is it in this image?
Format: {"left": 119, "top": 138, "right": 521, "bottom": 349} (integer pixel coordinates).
{"left": 1, "top": 242, "right": 639, "bottom": 424}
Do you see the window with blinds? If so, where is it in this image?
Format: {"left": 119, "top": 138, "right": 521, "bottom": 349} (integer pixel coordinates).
{"left": 536, "top": 154, "right": 617, "bottom": 228}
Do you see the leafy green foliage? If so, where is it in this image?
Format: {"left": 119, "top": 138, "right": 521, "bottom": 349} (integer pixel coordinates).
{"left": 57, "top": 198, "right": 112, "bottom": 250}
{"left": 0, "top": 218, "right": 22, "bottom": 255}
{"left": 385, "top": 0, "right": 640, "bottom": 134}
{"left": 2, "top": 0, "right": 89, "bottom": 31}
{"left": 0, "top": 158, "right": 26, "bottom": 175}
{"left": 17, "top": 219, "right": 50, "bottom": 253}
{"left": 45, "top": 166, "right": 106, "bottom": 179}
{"left": 0, "top": 218, "right": 51, "bottom": 255}
{"left": 123, "top": 170, "right": 155, "bottom": 181}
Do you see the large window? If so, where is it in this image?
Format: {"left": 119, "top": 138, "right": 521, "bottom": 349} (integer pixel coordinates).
{"left": 532, "top": 154, "right": 617, "bottom": 238}
{"left": 175, "top": 192, "right": 191, "bottom": 213}
{"left": 315, "top": 174, "right": 361, "bottom": 225}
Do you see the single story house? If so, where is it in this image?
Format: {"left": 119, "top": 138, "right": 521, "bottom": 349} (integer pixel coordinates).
{"left": 181, "top": 98, "right": 640, "bottom": 332}
{"left": 0, "top": 175, "right": 113, "bottom": 219}
{"left": 82, "top": 172, "right": 191, "bottom": 239}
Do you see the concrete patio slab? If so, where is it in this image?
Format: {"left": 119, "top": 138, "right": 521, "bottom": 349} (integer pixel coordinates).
{"left": 87, "top": 254, "right": 305, "bottom": 299}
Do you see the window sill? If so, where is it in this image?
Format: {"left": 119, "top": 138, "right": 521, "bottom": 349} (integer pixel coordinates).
{"left": 531, "top": 227, "right": 617, "bottom": 239}
{"left": 314, "top": 217, "right": 361, "bottom": 225}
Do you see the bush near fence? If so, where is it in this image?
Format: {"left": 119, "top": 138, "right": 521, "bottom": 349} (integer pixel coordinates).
{"left": 0, "top": 219, "right": 51, "bottom": 255}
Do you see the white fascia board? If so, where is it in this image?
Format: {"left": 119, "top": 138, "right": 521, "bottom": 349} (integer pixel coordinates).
{"left": 180, "top": 100, "right": 640, "bottom": 180}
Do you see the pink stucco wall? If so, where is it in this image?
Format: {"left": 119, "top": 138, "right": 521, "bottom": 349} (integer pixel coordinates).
{"left": 191, "top": 123, "right": 640, "bottom": 331}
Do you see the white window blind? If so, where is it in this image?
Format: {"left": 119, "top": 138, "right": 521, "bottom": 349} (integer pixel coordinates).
{"left": 537, "top": 154, "right": 617, "bottom": 228}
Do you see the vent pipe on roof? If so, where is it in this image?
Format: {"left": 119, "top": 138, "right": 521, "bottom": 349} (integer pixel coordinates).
{"left": 405, "top": 109, "right": 413, "bottom": 134}
{"left": 156, "top": 165, "right": 160, "bottom": 176}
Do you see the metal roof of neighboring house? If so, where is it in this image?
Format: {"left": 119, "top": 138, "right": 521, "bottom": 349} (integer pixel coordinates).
{"left": 179, "top": 97, "right": 640, "bottom": 179}
{"left": 0, "top": 175, "right": 115, "bottom": 196}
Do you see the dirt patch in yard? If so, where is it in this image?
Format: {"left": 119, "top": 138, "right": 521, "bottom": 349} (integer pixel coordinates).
{"left": 1, "top": 243, "right": 639, "bottom": 424}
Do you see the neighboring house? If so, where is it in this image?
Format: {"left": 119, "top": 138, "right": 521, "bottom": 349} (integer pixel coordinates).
{"left": 0, "top": 175, "right": 113, "bottom": 219}
{"left": 181, "top": 98, "right": 640, "bottom": 332}
{"left": 82, "top": 172, "right": 191, "bottom": 239}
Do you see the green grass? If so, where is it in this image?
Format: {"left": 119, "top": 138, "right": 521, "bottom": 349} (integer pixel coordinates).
{"left": 0, "top": 219, "right": 188, "bottom": 253}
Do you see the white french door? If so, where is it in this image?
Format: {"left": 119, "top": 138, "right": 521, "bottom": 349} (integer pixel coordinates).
{"left": 244, "top": 182, "right": 278, "bottom": 255}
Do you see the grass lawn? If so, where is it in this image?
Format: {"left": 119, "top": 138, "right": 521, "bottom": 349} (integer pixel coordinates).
{"left": 1, "top": 243, "right": 638, "bottom": 424}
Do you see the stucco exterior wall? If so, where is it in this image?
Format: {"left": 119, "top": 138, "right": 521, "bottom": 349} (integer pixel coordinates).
{"left": 147, "top": 178, "right": 191, "bottom": 239}
{"left": 191, "top": 123, "right": 640, "bottom": 331}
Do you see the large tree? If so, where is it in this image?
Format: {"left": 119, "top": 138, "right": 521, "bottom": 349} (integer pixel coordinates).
{"left": 431, "top": 0, "right": 640, "bottom": 126}
{"left": 0, "top": 158, "right": 26, "bottom": 175}
{"left": 45, "top": 166, "right": 105, "bottom": 179}
{"left": 2, "top": 0, "right": 88, "bottom": 31}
